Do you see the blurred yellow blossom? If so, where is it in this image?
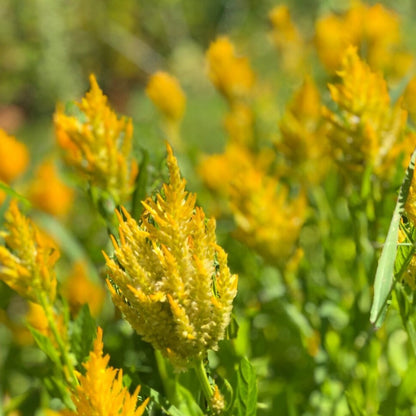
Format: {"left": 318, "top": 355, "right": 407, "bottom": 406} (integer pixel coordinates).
{"left": 322, "top": 46, "right": 407, "bottom": 178}
{"left": 269, "top": 5, "right": 304, "bottom": 73}
{"left": 28, "top": 160, "right": 74, "bottom": 217}
{"left": 146, "top": 71, "right": 186, "bottom": 122}
{"left": 224, "top": 102, "right": 254, "bottom": 146}
{"left": 104, "top": 144, "right": 237, "bottom": 370}
{"left": 206, "top": 36, "right": 255, "bottom": 102}
{"left": 54, "top": 74, "right": 137, "bottom": 204}
{"left": 403, "top": 77, "right": 416, "bottom": 122}
{"left": 62, "top": 262, "right": 105, "bottom": 317}
{"left": 315, "top": 2, "right": 413, "bottom": 77}
{"left": 63, "top": 327, "right": 149, "bottom": 416}
{"left": 0, "top": 200, "right": 59, "bottom": 304}
{"left": 278, "top": 77, "right": 330, "bottom": 185}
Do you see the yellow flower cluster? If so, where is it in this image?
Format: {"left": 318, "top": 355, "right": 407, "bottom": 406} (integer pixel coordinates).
{"left": 146, "top": 71, "right": 186, "bottom": 122}
{"left": 322, "top": 46, "right": 407, "bottom": 178}
{"left": 63, "top": 327, "right": 149, "bottom": 416}
{"left": 199, "top": 144, "right": 306, "bottom": 264}
{"left": 206, "top": 37, "right": 255, "bottom": 103}
{"left": 28, "top": 160, "right": 74, "bottom": 217}
{"left": 269, "top": 5, "right": 304, "bottom": 73}
{"left": 278, "top": 77, "right": 330, "bottom": 185}
{"left": 315, "top": 1, "right": 412, "bottom": 77}
{"left": 104, "top": 144, "right": 237, "bottom": 370}
{"left": 54, "top": 75, "right": 136, "bottom": 204}
{"left": 0, "top": 201, "right": 59, "bottom": 304}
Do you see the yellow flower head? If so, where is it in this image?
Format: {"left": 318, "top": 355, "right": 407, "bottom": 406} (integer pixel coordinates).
{"left": 278, "top": 77, "right": 330, "bottom": 185}
{"left": 206, "top": 37, "right": 255, "bottom": 102}
{"left": 146, "top": 71, "right": 186, "bottom": 122}
{"left": 0, "top": 129, "right": 29, "bottom": 184}
{"left": 322, "top": 46, "right": 407, "bottom": 177}
{"left": 268, "top": 5, "right": 304, "bottom": 72}
{"left": 65, "top": 327, "right": 149, "bottom": 416}
{"left": 0, "top": 200, "right": 59, "bottom": 304}
{"left": 62, "top": 262, "right": 105, "bottom": 317}
{"left": 54, "top": 74, "right": 137, "bottom": 204}
{"left": 104, "top": 144, "right": 238, "bottom": 370}
{"left": 28, "top": 160, "right": 74, "bottom": 217}
{"left": 315, "top": 2, "right": 412, "bottom": 77}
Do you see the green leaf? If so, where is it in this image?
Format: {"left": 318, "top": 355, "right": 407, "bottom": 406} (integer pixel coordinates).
{"left": 28, "top": 326, "right": 61, "bottom": 367}
{"left": 370, "top": 147, "right": 416, "bottom": 328}
{"left": 44, "top": 375, "right": 75, "bottom": 409}
{"left": 345, "top": 391, "right": 368, "bottom": 416}
{"left": 131, "top": 149, "right": 149, "bottom": 221}
{"left": 69, "top": 304, "right": 96, "bottom": 366}
{"left": 141, "top": 385, "right": 189, "bottom": 416}
{"left": 231, "top": 357, "right": 257, "bottom": 416}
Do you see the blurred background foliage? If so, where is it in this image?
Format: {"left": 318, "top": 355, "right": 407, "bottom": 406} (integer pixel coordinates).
{"left": 3, "top": 0, "right": 416, "bottom": 415}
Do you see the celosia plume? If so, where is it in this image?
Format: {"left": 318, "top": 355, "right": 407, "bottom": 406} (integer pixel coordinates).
{"left": 54, "top": 74, "right": 137, "bottom": 204}
{"left": 104, "top": 144, "right": 238, "bottom": 370}
{"left": 64, "top": 327, "right": 149, "bottom": 416}
{"left": 0, "top": 200, "right": 59, "bottom": 304}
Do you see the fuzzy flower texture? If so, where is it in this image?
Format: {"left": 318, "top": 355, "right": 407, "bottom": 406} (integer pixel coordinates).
{"left": 104, "top": 144, "right": 238, "bottom": 370}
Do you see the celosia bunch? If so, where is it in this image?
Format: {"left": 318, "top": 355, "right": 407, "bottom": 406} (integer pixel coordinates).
{"left": 0, "top": 200, "right": 59, "bottom": 304}
{"left": 322, "top": 46, "right": 407, "bottom": 178}
{"left": 268, "top": 5, "right": 304, "bottom": 73}
{"left": 199, "top": 144, "right": 306, "bottom": 264}
{"left": 278, "top": 77, "right": 330, "bottom": 185}
{"left": 315, "top": 1, "right": 412, "bottom": 77}
{"left": 146, "top": 71, "right": 186, "bottom": 122}
{"left": 63, "top": 327, "right": 149, "bottom": 416}
{"left": 206, "top": 36, "right": 255, "bottom": 103}
{"left": 28, "top": 160, "right": 74, "bottom": 217}
{"left": 54, "top": 75, "right": 136, "bottom": 204}
{"left": 104, "top": 144, "right": 238, "bottom": 370}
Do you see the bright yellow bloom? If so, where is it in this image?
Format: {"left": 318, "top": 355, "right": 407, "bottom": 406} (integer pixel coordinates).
{"left": 54, "top": 74, "right": 137, "bottom": 204}
{"left": 104, "top": 144, "right": 237, "bottom": 370}
{"left": 62, "top": 262, "right": 105, "bottom": 317}
{"left": 278, "top": 77, "right": 330, "bottom": 185}
{"left": 315, "top": 2, "right": 412, "bottom": 77}
{"left": 146, "top": 71, "right": 186, "bottom": 122}
{"left": 0, "top": 129, "right": 29, "bottom": 184}
{"left": 0, "top": 201, "right": 59, "bottom": 304}
{"left": 268, "top": 5, "right": 304, "bottom": 72}
{"left": 199, "top": 144, "right": 306, "bottom": 264}
{"left": 206, "top": 37, "right": 255, "bottom": 102}
{"left": 28, "top": 160, "right": 74, "bottom": 217}
{"left": 322, "top": 46, "right": 407, "bottom": 178}
{"left": 64, "top": 327, "right": 149, "bottom": 416}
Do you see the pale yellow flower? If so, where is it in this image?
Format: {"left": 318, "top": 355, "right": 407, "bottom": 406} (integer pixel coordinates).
{"left": 146, "top": 71, "right": 186, "bottom": 122}
{"left": 54, "top": 74, "right": 137, "bottom": 204}
{"left": 28, "top": 160, "right": 74, "bottom": 217}
{"left": 104, "top": 144, "right": 237, "bottom": 370}
{"left": 63, "top": 327, "right": 149, "bottom": 416}
{"left": 322, "top": 46, "right": 407, "bottom": 178}
{"left": 0, "top": 201, "right": 59, "bottom": 304}
{"left": 206, "top": 37, "right": 255, "bottom": 102}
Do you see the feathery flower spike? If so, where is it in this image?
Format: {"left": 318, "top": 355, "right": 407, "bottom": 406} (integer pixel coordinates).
{"left": 105, "top": 143, "right": 238, "bottom": 370}
{"left": 0, "top": 200, "right": 59, "bottom": 304}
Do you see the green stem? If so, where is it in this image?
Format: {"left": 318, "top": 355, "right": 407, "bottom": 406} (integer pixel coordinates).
{"left": 40, "top": 293, "right": 78, "bottom": 388}
{"left": 194, "top": 358, "right": 213, "bottom": 405}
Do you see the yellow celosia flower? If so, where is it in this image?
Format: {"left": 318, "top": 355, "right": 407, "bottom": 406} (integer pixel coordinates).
{"left": 278, "top": 77, "right": 330, "bottom": 185}
{"left": 206, "top": 37, "right": 255, "bottom": 102}
{"left": 54, "top": 74, "right": 137, "bottom": 204}
{"left": 315, "top": 2, "right": 412, "bottom": 77}
{"left": 146, "top": 71, "right": 186, "bottom": 122}
{"left": 322, "top": 46, "right": 407, "bottom": 177}
{"left": 0, "top": 200, "right": 59, "bottom": 304}
{"left": 0, "top": 129, "right": 29, "bottom": 184}
{"left": 199, "top": 144, "right": 306, "bottom": 264}
{"left": 63, "top": 327, "right": 149, "bottom": 416}
{"left": 28, "top": 160, "right": 74, "bottom": 217}
{"left": 268, "top": 5, "right": 304, "bottom": 73}
{"left": 62, "top": 262, "right": 105, "bottom": 317}
{"left": 104, "top": 144, "right": 238, "bottom": 370}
